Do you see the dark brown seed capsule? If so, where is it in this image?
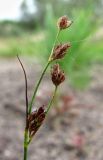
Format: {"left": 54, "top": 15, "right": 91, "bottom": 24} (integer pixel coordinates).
{"left": 37, "top": 106, "right": 45, "bottom": 116}
{"left": 28, "top": 106, "right": 46, "bottom": 138}
{"left": 37, "top": 113, "right": 45, "bottom": 123}
{"left": 28, "top": 111, "right": 37, "bottom": 122}
{"left": 52, "top": 43, "right": 70, "bottom": 61}
{"left": 51, "top": 64, "right": 65, "bottom": 86}
{"left": 57, "top": 15, "right": 73, "bottom": 30}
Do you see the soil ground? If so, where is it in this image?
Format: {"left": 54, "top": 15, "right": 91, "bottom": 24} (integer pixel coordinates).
{"left": 0, "top": 58, "right": 103, "bottom": 160}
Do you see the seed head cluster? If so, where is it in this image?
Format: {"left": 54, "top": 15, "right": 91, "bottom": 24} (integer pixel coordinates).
{"left": 52, "top": 43, "right": 70, "bottom": 60}
{"left": 51, "top": 64, "right": 65, "bottom": 86}
{"left": 28, "top": 106, "right": 45, "bottom": 138}
{"left": 57, "top": 15, "right": 73, "bottom": 30}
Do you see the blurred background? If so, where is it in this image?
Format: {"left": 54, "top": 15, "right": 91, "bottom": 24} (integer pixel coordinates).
{"left": 0, "top": 0, "right": 103, "bottom": 160}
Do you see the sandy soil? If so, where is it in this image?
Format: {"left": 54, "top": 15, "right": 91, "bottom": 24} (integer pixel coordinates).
{"left": 0, "top": 58, "right": 103, "bottom": 160}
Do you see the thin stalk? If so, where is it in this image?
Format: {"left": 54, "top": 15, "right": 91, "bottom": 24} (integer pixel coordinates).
{"left": 28, "top": 61, "right": 50, "bottom": 114}
{"left": 28, "top": 29, "right": 60, "bottom": 114}
{"left": 46, "top": 86, "right": 58, "bottom": 114}
{"left": 24, "top": 130, "right": 28, "bottom": 160}
{"left": 17, "top": 55, "right": 29, "bottom": 128}
{"left": 48, "top": 29, "right": 60, "bottom": 62}
{"left": 17, "top": 56, "right": 29, "bottom": 160}
{"left": 24, "top": 146, "right": 28, "bottom": 160}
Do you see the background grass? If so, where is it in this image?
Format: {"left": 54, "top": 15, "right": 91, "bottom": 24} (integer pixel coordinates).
{"left": 0, "top": 7, "right": 103, "bottom": 89}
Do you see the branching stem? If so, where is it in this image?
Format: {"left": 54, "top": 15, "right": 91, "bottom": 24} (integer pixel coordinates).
{"left": 46, "top": 86, "right": 58, "bottom": 114}
{"left": 48, "top": 29, "right": 60, "bottom": 61}
{"left": 28, "top": 61, "right": 51, "bottom": 114}
{"left": 28, "top": 29, "right": 60, "bottom": 114}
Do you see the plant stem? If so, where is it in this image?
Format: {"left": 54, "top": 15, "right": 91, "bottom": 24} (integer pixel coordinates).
{"left": 24, "top": 146, "right": 28, "bottom": 160}
{"left": 28, "top": 29, "right": 60, "bottom": 114}
{"left": 46, "top": 86, "right": 58, "bottom": 114}
{"left": 24, "top": 129, "right": 28, "bottom": 160}
{"left": 28, "top": 61, "right": 50, "bottom": 114}
{"left": 48, "top": 29, "right": 60, "bottom": 61}
{"left": 17, "top": 55, "right": 29, "bottom": 127}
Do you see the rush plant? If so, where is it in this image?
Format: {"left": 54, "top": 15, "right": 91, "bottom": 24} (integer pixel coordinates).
{"left": 17, "top": 15, "right": 72, "bottom": 160}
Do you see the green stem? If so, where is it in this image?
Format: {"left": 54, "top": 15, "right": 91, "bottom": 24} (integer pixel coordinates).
{"left": 24, "top": 146, "right": 28, "bottom": 160}
{"left": 28, "top": 61, "right": 50, "bottom": 114}
{"left": 23, "top": 130, "right": 28, "bottom": 160}
{"left": 46, "top": 86, "right": 58, "bottom": 114}
{"left": 48, "top": 29, "right": 60, "bottom": 61}
{"left": 28, "top": 29, "right": 60, "bottom": 114}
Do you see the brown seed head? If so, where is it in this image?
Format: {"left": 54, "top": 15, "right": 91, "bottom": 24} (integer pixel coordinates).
{"left": 52, "top": 43, "right": 70, "bottom": 61}
{"left": 57, "top": 15, "right": 73, "bottom": 30}
{"left": 51, "top": 64, "right": 65, "bottom": 86}
{"left": 37, "top": 106, "right": 45, "bottom": 116}
{"left": 28, "top": 106, "right": 45, "bottom": 138}
{"left": 37, "top": 113, "right": 45, "bottom": 123}
{"left": 28, "top": 111, "right": 37, "bottom": 122}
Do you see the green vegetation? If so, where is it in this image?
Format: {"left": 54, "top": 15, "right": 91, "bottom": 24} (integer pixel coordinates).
{"left": 0, "top": 29, "right": 46, "bottom": 57}
{"left": 0, "top": 7, "right": 103, "bottom": 89}
{"left": 44, "top": 9, "right": 103, "bottom": 88}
